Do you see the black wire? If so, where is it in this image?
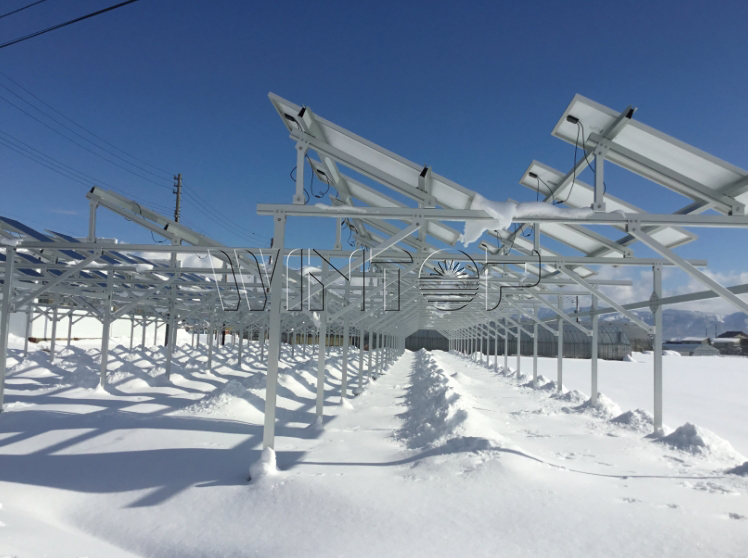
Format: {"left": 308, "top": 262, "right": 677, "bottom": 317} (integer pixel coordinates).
{"left": 0, "top": 0, "right": 142, "bottom": 51}
{"left": 0, "top": 81, "right": 169, "bottom": 181}
{"left": 0, "top": 91, "right": 171, "bottom": 189}
{"left": 538, "top": 176, "right": 557, "bottom": 203}
{"left": 0, "top": 0, "right": 48, "bottom": 20}
{"left": 0, "top": 70, "right": 172, "bottom": 177}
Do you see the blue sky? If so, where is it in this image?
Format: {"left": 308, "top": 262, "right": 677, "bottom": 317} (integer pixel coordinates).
{"left": 1, "top": 0, "right": 747, "bottom": 308}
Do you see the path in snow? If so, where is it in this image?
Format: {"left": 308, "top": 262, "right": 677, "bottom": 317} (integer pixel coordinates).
{"left": 1, "top": 342, "right": 747, "bottom": 557}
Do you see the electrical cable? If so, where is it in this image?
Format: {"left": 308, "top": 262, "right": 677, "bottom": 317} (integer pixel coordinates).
{"left": 0, "top": 81, "right": 169, "bottom": 181}
{"left": 0, "top": 69, "right": 172, "bottom": 177}
{"left": 0, "top": 0, "right": 142, "bottom": 51}
{"left": 0, "top": 91, "right": 171, "bottom": 189}
{"left": 0, "top": 0, "right": 48, "bottom": 20}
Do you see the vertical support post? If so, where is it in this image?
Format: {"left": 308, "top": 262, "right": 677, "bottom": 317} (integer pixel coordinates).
{"left": 503, "top": 320, "right": 509, "bottom": 371}
{"left": 24, "top": 305, "right": 32, "bottom": 357}
{"left": 367, "top": 328, "right": 375, "bottom": 382}
{"left": 0, "top": 247, "right": 17, "bottom": 411}
{"left": 515, "top": 323, "right": 521, "bottom": 375}
{"left": 356, "top": 326, "right": 366, "bottom": 395}
{"left": 340, "top": 282, "right": 351, "bottom": 399}
{"left": 653, "top": 264, "right": 663, "bottom": 435}
{"left": 142, "top": 317, "right": 147, "bottom": 348}
{"left": 494, "top": 326, "right": 499, "bottom": 372}
{"left": 164, "top": 257, "right": 179, "bottom": 381}
{"left": 260, "top": 325, "right": 266, "bottom": 362}
{"left": 593, "top": 152, "right": 606, "bottom": 212}
{"left": 88, "top": 201, "right": 97, "bottom": 242}
{"left": 67, "top": 311, "right": 74, "bottom": 346}
{"left": 591, "top": 295, "right": 599, "bottom": 404}
{"left": 238, "top": 324, "right": 244, "bottom": 366}
{"left": 49, "top": 298, "right": 58, "bottom": 364}
{"left": 99, "top": 271, "right": 113, "bottom": 388}
{"left": 532, "top": 321, "right": 538, "bottom": 387}
{"left": 129, "top": 316, "right": 135, "bottom": 350}
{"left": 262, "top": 213, "right": 286, "bottom": 449}
{"left": 315, "top": 260, "right": 329, "bottom": 418}
{"left": 557, "top": 296, "right": 564, "bottom": 392}
{"left": 207, "top": 318, "right": 214, "bottom": 373}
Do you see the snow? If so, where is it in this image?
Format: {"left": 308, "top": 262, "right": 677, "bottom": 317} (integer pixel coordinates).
{"left": 656, "top": 423, "right": 744, "bottom": 462}
{"left": 0, "top": 236, "right": 22, "bottom": 246}
{"left": 249, "top": 448, "right": 279, "bottom": 481}
{"left": 134, "top": 263, "right": 154, "bottom": 272}
{"left": 460, "top": 194, "right": 595, "bottom": 246}
{"left": 1, "top": 341, "right": 748, "bottom": 556}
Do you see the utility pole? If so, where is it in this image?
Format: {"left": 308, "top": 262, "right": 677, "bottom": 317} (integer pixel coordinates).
{"left": 174, "top": 173, "right": 182, "bottom": 222}
{"left": 165, "top": 173, "right": 182, "bottom": 346}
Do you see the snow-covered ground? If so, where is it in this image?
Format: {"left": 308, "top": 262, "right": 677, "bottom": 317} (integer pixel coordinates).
{"left": 1, "top": 339, "right": 747, "bottom": 557}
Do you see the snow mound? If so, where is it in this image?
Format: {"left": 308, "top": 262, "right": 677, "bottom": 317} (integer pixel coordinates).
{"left": 623, "top": 354, "right": 639, "bottom": 363}
{"left": 565, "top": 393, "right": 622, "bottom": 419}
{"left": 610, "top": 409, "right": 654, "bottom": 432}
{"left": 656, "top": 423, "right": 744, "bottom": 462}
{"left": 551, "top": 389, "right": 587, "bottom": 404}
{"left": 726, "top": 461, "right": 748, "bottom": 476}
{"left": 538, "top": 379, "right": 562, "bottom": 392}
{"left": 520, "top": 375, "right": 551, "bottom": 389}
{"left": 396, "top": 353, "right": 502, "bottom": 450}
{"left": 180, "top": 379, "right": 253, "bottom": 416}
{"left": 663, "top": 350, "right": 682, "bottom": 357}
{"left": 249, "top": 447, "right": 279, "bottom": 482}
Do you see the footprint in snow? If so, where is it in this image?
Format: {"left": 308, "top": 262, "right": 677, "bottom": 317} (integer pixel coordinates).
{"left": 728, "top": 512, "right": 747, "bottom": 520}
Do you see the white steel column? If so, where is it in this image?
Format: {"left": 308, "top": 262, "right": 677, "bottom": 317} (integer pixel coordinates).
{"left": 494, "top": 326, "right": 499, "bottom": 372}
{"left": 67, "top": 312, "right": 74, "bottom": 347}
{"left": 591, "top": 295, "right": 599, "bottom": 404}
{"left": 315, "top": 261, "right": 330, "bottom": 418}
{"left": 557, "top": 296, "right": 563, "bottom": 393}
{"left": 99, "top": 272, "right": 114, "bottom": 388}
{"left": 24, "top": 305, "right": 32, "bottom": 357}
{"left": 340, "top": 281, "right": 351, "bottom": 399}
{"left": 653, "top": 264, "right": 664, "bottom": 435}
{"left": 0, "top": 248, "right": 17, "bottom": 410}
{"left": 356, "top": 325, "right": 366, "bottom": 395}
{"left": 533, "top": 304, "right": 538, "bottom": 388}
{"left": 262, "top": 214, "right": 287, "bottom": 449}
{"left": 503, "top": 320, "right": 509, "bottom": 371}
{"left": 49, "top": 298, "right": 59, "bottom": 364}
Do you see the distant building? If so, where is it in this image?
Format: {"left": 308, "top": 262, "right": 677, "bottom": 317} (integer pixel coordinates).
{"left": 716, "top": 331, "right": 748, "bottom": 356}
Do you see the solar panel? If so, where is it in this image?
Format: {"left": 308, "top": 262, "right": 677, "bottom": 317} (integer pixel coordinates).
{"left": 553, "top": 94, "right": 748, "bottom": 214}
{"left": 270, "top": 93, "right": 475, "bottom": 210}
{"left": 518, "top": 161, "right": 697, "bottom": 251}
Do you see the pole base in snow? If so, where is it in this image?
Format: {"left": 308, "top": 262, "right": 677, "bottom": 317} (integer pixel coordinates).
{"left": 248, "top": 447, "right": 278, "bottom": 482}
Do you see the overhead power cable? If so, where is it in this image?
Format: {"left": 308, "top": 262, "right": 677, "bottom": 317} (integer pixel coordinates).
{"left": 0, "top": 128, "right": 169, "bottom": 208}
{"left": 0, "top": 0, "right": 48, "bottom": 20}
{"left": 0, "top": 91, "right": 171, "bottom": 189}
{"left": 0, "top": 0, "right": 142, "bottom": 51}
{"left": 0, "top": 78, "right": 172, "bottom": 180}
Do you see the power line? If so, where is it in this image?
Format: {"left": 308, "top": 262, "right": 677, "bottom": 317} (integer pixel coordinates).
{"left": 0, "top": 0, "right": 48, "bottom": 20}
{"left": 0, "top": 90, "right": 172, "bottom": 189}
{"left": 0, "top": 79, "right": 171, "bottom": 180}
{"left": 0, "top": 128, "right": 170, "bottom": 209}
{"left": 0, "top": 0, "right": 142, "bottom": 51}
{"left": 0, "top": 69, "right": 172, "bottom": 177}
